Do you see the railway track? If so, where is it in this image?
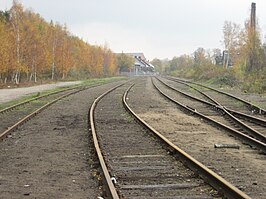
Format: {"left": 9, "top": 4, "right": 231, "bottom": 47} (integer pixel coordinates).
{"left": 89, "top": 82, "right": 250, "bottom": 198}
{"left": 165, "top": 76, "right": 266, "bottom": 116}
{"left": 153, "top": 77, "right": 266, "bottom": 153}
{"left": 0, "top": 80, "right": 127, "bottom": 198}
{"left": 163, "top": 76, "right": 266, "bottom": 134}
{"left": 0, "top": 84, "right": 82, "bottom": 114}
{"left": 0, "top": 82, "right": 103, "bottom": 141}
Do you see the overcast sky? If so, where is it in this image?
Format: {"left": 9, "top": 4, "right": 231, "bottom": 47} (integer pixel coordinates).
{"left": 1, "top": 0, "right": 266, "bottom": 60}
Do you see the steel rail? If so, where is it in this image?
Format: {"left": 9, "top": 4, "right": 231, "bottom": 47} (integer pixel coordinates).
{"left": 157, "top": 77, "right": 266, "bottom": 144}
{"left": 0, "top": 88, "right": 83, "bottom": 141}
{"left": 0, "top": 82, "right": 110, "bottom": 141}
{"left": 167, "top": 76, "right": 266, "bottom": 115}
{"left": 164, "top": 77, "right": 266, "bottom": 127}
{"left": 226, "top": 108, "right": 266, "bottom": 127}
{"left": 89, "top": 83, "right": 125, "bottom": 199}
{"left": 0, "top": 84, "right": 83, "bottom": 114}
{"left": 123, "top": 83, "right": 251, "bottom": 199}
{"left": 163, "top": 76, "right": 221, "bottom": 105}
{"left": 152, "top": 78, "right": 266, "bottom": 153}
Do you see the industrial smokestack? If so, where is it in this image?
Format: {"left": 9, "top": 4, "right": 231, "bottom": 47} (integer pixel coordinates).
{"left": 250, "top": 2, "right": 256, "bottom": 31}
{"left": 247, "top": 2, "right": 256, "bottom": 72}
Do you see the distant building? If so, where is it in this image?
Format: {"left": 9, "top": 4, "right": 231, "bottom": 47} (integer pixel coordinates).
{"left": 213, "top": 54, "right": 223, "bottom": 65}
{"left": 126, "top": 52, "right": 155, "bottom": 76}
{"left": 222, "top": 50, "right": 233, "bottom": 67}
{"left": 214, "top": 50, "right": 233, "bottom": 67}
{"left": 127, "top": 52, "right": 146, "bottom": 60}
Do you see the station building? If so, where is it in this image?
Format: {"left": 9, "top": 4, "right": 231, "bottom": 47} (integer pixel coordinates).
{"left": 124, "top": 53, "right": 155, "bottom": 76}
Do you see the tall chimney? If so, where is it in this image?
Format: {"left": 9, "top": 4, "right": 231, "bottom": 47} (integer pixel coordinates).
{"left": 250, "top": 2, "right": 256, "bottom": 31}
{"left": 248, "top": 2, "right": 256, "bottom": 72}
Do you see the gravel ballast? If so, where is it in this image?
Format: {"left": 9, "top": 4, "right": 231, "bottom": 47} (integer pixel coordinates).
{"left": 0, "top": 80, "right": 125, "bottom": 199}
{"left": 127, "top": 77, "right": 266, "bottom": 199}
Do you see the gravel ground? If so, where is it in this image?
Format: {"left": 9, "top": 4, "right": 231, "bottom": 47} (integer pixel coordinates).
{"left": 94, "top": 83, "right": 220, "bottom": 198}
{"left": 0, "top": 81, "right": 82, "bottom": 104}
{"left": 222, "top": 88, "right": 266, "bottom": 110}
{"left": 127, "top": 77, "right": 266, "bottom": 199}
{"left": 0, "top": 80, "right": 125, "bottom": 199}
{"left": 0, "top": 76, "right": 265, "bottom": 198}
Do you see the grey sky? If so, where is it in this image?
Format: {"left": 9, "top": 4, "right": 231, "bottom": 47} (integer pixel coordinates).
{"left": 1, "top": 0, "right": 266, "bottom": 60}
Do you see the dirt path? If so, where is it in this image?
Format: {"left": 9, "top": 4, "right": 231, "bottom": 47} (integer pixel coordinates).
{"left": 0, "top": 81, "right": 82, "bottom": 104}
{"left": 0, "top": 81, "right": 125, "bottom": 199}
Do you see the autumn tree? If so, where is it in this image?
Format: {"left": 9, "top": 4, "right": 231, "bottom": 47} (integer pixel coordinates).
{"left": 116, "top": 53, "right": 135, "bottom": 72}
{"left": 244, "top": 21, "right": 266, "bottom": 73}
{"left": 0, "top": 0, "right": 118, "bottom": 85}
{"left": 0, "top": 13, "right": 13, "bottom": 83}
{"left": 104, "top": 49, "right": 118, "bottom": 75}
{"left": 169, "top": 57, "right": 179, "bottom": 71}
{"left": 102, "top": 43, "right": 118, "bottom": 76}
{"left": 22, "top": 11, "right": 50, "bottom": 82}
{"left": 222, "top": 21, "right": 244, "bottom": 69}
{"left": 151, "top": 58, "right": 163, "bottom": 73}
{"left": 193, "top": 47, "right": 209, "bottom": 66}
{"left": 48, "top": 21, "right": 59, "bottom": 80}
{"left": 9, "top": 0, "right": 25, "bottom": 84}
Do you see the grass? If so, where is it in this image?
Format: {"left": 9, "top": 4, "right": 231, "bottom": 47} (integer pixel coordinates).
{"left": 0, "top": 76, "right": 127, "bottom": 110}
{"left": 80, "top": 76, "right": 127, "bottom": 86}
{"left": 0, "top": 94, "right": 37, "bottom": 110}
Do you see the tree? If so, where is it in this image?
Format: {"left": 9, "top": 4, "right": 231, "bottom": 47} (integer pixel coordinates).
{"left": 151, "top": 58, "right": 163, "bottom": 73}
{"left": 0, "top": 1, "right": 119, "bottom": 84}
{"left": 48, "top": 21, "right": 59, "bottom": 80}
{"left": 0, "top": 10, "right": 10, "bottom": 21}
{"left": 178, "top": 55, "right": 194, "bottom": 68}
{"left": 222, "top": 21, "right": 243, "bottom": 69}
{"left": 193, "top": 47, "right": 206, "bottom": 66}
{"left": 163, "top": 55, "right": 194, "bottom": 74}
{"left": 116, "top": 53, "right": 134, "bottom": 72}
{"left": 244, "top": 20, "right": 266, "bottom": 72}
{"left": 102, "top": 43, "right": 118, "bottom": 76}
{"left": 22, "top": 10, "right": 49, "bottom": 82}
{"left": 103, "top": 48, "right": 117, "bottom": 76}
{"left": 0, "top": 18, "right": 13, "bottom": 83}
{"left": 9, "top": 0, "right": 25, "bottom": 84}
{"left": 169, "top": 57, "right": 179, "bottom": 71}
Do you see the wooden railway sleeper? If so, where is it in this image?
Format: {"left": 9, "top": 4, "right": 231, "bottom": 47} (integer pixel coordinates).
{"left": 167, "top": 76, "right": 266, "bottom": 115}
{"left": 164, "top": 76, "right": 266, "bottom": 128}
{"left": 159, "top": 77, "right": 266, "bottom": 144}
{"left": 152, "top": 78, "right": 266, "bottom": 154}
{"left": 125, "top": 82, "right": 252, "bottom": 199}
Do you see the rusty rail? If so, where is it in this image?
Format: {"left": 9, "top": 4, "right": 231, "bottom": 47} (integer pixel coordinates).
{"left": 152, "top": 78, "right": 266, "bottom": 153}
{"left": 166, "top": 76, "right": 266, "bottom": 115}
{"left": 165, "top": 77, "right": 266, "bottom": 127}
{"left": 89, "top": 83, "right": 125, "bottom": 199}
{"left": 157, "top": 77, "right": 266, "bottom": 144}
{"left": 0, "top": 82, "right": 112, "bottom": 141}
{"left": 123, "top": 83, "right": 251, "bottom": 199}
{"left": 0, "top": 88, "right": 83, "bottom": 141}
{"left": 0, "top": 84, "right": 83, "bottom": 114}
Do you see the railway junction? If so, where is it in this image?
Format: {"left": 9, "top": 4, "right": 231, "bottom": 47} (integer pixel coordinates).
{"left": 0, "top": 76, "right": 265, "bottom": 199}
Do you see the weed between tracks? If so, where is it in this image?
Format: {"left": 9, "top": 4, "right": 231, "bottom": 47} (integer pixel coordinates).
{"left": 0, "top": 76, "right": 127, "bottom": 110}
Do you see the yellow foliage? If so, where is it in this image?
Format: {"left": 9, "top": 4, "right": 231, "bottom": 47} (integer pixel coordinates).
{"left": 0, "top": 1, "right": 118, "bottom": 83}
